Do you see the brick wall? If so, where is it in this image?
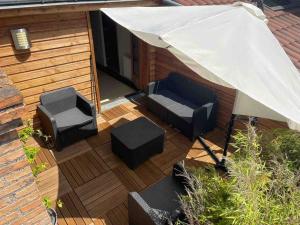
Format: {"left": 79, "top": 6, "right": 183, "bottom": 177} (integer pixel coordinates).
{"left": 0, "top": 70, "right": 51, "bottom": 225}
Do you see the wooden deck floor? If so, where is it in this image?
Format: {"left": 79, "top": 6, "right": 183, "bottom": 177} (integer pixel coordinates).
{"left": 31, "top": 98, "right": 227, "bottom": 225}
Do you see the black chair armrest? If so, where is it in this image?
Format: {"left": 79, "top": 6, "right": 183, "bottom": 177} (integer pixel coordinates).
{"left": 201, "top": 102, "right": 214, "bottom": 120}
{"left": 192, "top": 106, "right": 207, "bottom": 126}
{"left": 146, "top": 81, "right": 157, "bottom": 95}
{"left": 146, "top": 79, "right": 169, "bottom": 95}
{"left": 37, "top": 105, "right": 57, "bottom": 140}
{"left": 128, "top": 192, "right": 165, "bottom": 225}
{"left": 76, "top": 92, "right": 96, "bottom": 117}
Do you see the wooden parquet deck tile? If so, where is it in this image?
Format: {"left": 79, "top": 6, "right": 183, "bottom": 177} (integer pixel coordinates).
{"left": 75, "top": 171, "right": 128, "bottom": 217}
{"left": 133, "top": 160, "right": 165, "bottom": 186}
{"left": 150, "top": 140, "right": 186, "bottom": 174}
{"left": 36, "top": 146, "right": 57, "bottom": 168}
{"left": 107, "top": 112, "right": 139, "bottom": 128}
{"left": 93, "top": 142, "right": 123, "bottom": 169}
{"left": 102, "top": 105, "right": 131, "bottom": 121}
{"left": 36, "top": 166, "right": 72, "bottom": 202}
{"left": 112, "top": 164, "right": 146, "bottom": 192}
{"left": 106, "top": 202, "right": 128, "bottom": 225}
{"left": 50, "top": 140, "right": 92, "bottom": 164}
{"left": 57, "top": 191, "right": 93, "bottom": 225}
{"left": 86, "top": 130, "right": 111, "bottom": 149}
{"left": 59, "top": 151, "right": 109, "bottom": 188}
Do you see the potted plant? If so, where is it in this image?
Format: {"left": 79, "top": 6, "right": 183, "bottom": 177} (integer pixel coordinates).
{"left": 42, "top": 197, "right": 63, "bottom": 225}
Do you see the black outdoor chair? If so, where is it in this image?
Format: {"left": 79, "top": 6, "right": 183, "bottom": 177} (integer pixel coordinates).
{"left": 37, "top": 87, "right": 98, "bottom": 151}
{"left": 128, "top": 163, "right": 189, "bottom": 225}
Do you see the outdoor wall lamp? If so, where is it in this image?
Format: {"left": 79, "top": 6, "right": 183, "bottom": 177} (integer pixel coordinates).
{"left": 11, "top": 28, "right": 31, "bottom": 50}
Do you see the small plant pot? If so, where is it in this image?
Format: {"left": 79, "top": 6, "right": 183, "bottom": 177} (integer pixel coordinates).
{"left": 47, "top": 208, "right": 57, "bottom": 225}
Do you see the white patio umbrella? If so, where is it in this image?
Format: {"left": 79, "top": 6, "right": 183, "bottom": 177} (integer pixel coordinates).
{"left": 101, "top": 3, "right": 300, "bottom": 131}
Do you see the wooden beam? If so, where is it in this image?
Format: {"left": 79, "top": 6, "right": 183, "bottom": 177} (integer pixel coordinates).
{"left": 86, "top": 12, "right": 101, "bottom": 113}
{"left": 138, "top": 40, "right": 151, "bottom": 90}
{"left": 0, "top": 0, "right": 160, "bottom": 18}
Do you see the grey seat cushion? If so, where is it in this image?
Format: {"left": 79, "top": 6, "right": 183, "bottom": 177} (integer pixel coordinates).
{"left": 149, "top": 90, "right": 198, "bottom": 123}
{"left": 40, "top": 87, "right": 77, "bottom": 115}
{"left": 54, "top": 108, "right": 93, "bottom": 132}
{"left": 148, "top": 90, "right": 181, "bottom": 107}
{"left": 140, "top": 176, "right": 185, "bottom": 214}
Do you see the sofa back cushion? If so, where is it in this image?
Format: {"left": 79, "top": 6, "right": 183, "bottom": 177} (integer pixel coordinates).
{"left": 166, "top": 72, "right": 216, "bottom": 106}
{"left": 40, "top": 87, "right": 77, "bottom": 115}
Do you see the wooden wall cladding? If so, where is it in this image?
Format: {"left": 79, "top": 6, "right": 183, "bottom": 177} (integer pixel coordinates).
{"left": 154, "top": 48, "right": 236, "bottom": 130}
{"left": 137, "top": 40, "right": 156, "bottom": 90}
{"left": 0, "top": 12, "right": 93, "bottom": 123}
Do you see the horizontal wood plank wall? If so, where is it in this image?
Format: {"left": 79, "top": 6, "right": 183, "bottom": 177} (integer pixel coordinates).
{"left": 154, "top": 48, "right": 236, "bottom": 130}
{"left": 0, "top": 12, "right": 93, "bottom": 124}
{"left": 138, "top": 40, "right": 156, "bottom": 90}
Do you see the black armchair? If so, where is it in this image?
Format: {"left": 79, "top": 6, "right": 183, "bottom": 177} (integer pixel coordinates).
{"left": 128, "top": 163, "right": 187, "bottom": 225}
{"left": 37, "top": 87, "right": 98, "bottom": 151}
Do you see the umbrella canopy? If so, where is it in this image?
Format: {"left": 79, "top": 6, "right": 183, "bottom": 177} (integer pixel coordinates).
{"left": 101, "top": 3, "right": 300, "bottom": 130}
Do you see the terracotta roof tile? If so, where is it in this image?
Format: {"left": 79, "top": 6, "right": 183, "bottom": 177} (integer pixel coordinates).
{"left": 175, "top": 0, "right": 300, "bottom": 70}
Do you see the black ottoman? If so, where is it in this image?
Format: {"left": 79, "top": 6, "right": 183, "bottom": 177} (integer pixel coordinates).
{"left": 111, "top": 117, "right": 165, "bottom": 169}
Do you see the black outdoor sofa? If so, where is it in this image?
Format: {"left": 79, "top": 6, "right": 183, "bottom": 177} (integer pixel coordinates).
{"left": 128, "top": 163, "right": 188, "bottom": 225}
{"left": 146, "top": 72, "right": 218, "bottom": 140}
{"left": 37, "top": 87, "right": 98, "bottom": 150}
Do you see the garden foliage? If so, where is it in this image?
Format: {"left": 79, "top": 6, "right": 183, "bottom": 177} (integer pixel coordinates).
{"left": 178, "top": 124, "right": 300, "bottom": 225}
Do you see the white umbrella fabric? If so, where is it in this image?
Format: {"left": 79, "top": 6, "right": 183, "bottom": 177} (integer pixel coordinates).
{"left": 101, "top": 3, "right": 300, "bottom": 130}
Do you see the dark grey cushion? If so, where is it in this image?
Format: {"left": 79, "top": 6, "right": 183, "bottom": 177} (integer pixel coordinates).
{"left": 149, "top": 90, "right": 198, "bottom": 124}
{"left": 54, "top": 108, "right": 93, "bottom": 132}
{"left": 140, "top": 176, "right": 185, "bottom": 213}
{"left": 111, "top": 117, "right": 164, "bottom": 150}
{"left": 168, "top": 103, "right": 195, "bottom": 124}
{"left": 148, "top": 90, "right": 180, "bottom": 107}
{"left": 40, "top": 87, "right": 77, "bottom": 115}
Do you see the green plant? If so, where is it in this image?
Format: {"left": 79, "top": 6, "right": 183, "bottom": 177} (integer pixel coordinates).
{"left": 260, "top": 128, "right": 300, "bottom": 171}
{"left": 42, "top": 196, "right": 64, "bottom": 209}
{"left": 42, "top": 196, "right": 52, "bottom": 209}
{"left": 23, "top": 145, "right": 40, "bottom": 164}
{"left": 177, "top": 123, "right": 300, "bottom": 225}
{"left": 19, "top": 121, "right": 50, "bottom": 176}
{"left": 32, "top": 163, "right": 48, "bottom": 177}
{"left": 18, "top": 121, "right": 34, "bottom": 143}
{"left": 57, "top": 199, "right": 63, "bottom": 208}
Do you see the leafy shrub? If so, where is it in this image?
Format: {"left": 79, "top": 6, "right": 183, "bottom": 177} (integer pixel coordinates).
{"left": 178, "top": 124, "right": 300, "bottom": 225}
{"left": 260, "top": 128, "right": 300, "bottom": 171}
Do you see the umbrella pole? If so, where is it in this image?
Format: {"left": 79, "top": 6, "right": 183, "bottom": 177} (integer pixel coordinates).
{"left": 219, "top": 115, "right": 257, "bottom": 166}
{"left": 198, "top": 114, "right": 258, "bottom": 171}
{"left": 220, "top": 114, "right": 236, "bottom": 166}
{"left": 197, "top": 114, "right": 236, "bottom": 171}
